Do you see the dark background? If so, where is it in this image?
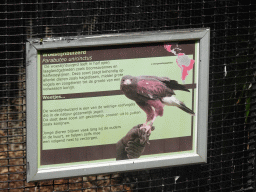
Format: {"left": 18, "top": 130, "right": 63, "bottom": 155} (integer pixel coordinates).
{"left": 0, "top": 1, "right": 255, "bottom": 191}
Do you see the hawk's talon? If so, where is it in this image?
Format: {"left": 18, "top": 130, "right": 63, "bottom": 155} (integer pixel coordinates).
{"left": 139, "top": 124, "right": 154, "bottom": 145}
{"left": 139, "top": 124, "right": 153, "bottom": 134}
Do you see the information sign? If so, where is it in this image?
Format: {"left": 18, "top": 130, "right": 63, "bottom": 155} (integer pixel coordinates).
{"left": 26, "top": 29, "right": 210, "bottom": 182}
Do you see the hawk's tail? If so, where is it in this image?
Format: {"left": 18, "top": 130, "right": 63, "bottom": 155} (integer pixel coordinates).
{"left": 177, "top": 103, "right": 195, "bottom": 116}
{"left": 161, "top": 96, "right": 195, "bottom": 116}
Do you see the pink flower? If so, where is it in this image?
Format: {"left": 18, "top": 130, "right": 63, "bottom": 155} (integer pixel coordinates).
{"left": 176, "top": 53, "right": 195, "bottom": 82}
{"left": 164, "top": 45, "right": 172, "bottom": 53}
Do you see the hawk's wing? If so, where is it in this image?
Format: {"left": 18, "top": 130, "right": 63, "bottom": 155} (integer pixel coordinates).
{"left": 136, "top": 79, "right": 174, "bottom": 100}
{"left": 139, "top": 76, "right": 189, "bottom": 92}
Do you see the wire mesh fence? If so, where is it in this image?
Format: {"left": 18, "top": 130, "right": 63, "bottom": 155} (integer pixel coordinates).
{"left": 0, "top": 0, "right": 255, "bottom": 191}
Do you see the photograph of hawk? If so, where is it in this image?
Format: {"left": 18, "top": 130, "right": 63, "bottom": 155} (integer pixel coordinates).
{"left": 120, "top": 75, "right": 195, "bottom": 134}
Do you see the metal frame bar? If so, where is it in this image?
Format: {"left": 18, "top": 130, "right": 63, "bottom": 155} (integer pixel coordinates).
{"left": 26, "top": 28, "right": 210, "bottom": 182}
